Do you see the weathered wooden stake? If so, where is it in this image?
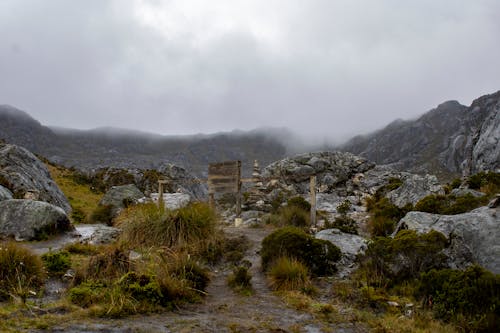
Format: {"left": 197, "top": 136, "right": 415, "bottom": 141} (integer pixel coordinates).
{"left": 208, "top": 192, "right": 215, "bottom": 210}
{"left": 310, "top": 176, "right": 317, "bottom": 227}
{"left": 158, "top": 180, "right": 166, "bottom": 209}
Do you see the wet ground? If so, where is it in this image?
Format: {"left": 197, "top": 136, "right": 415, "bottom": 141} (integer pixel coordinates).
{"left": 18, "top": 224, "right": 366, "bottom": 333}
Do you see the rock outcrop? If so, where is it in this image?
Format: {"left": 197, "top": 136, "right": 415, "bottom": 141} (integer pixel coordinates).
{"left": 99, "top": 184, "right": 144, "bottom": 217}
{"left": 316, "top": 228, "right": 368, "bottom": 277}
{"left": 150, "top": 192, "right": 191, "bottom": 210}
{"left": 0, "top": 199, "right": 73, "bottom": 240}
{"left": 260, "top": 152, "right": 444, "bottom": 210}
{"left": 0, "top": 142, "right": 71, "bottom": 213}
{"left": 158, "top": 163, "right": 207, "bottom": 200}
{"left": 0, "top": 185, "right": 12, "bottom": 201}
{"left": 394, "top": 206, "right": 500, "bottom": 273}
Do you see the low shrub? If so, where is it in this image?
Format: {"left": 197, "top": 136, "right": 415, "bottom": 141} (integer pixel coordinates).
{"left": 358, "top": 230, "right": 448, "bottom": 288}
{"left": 415, "top": 193, "right": 487, "bottom": 215}
{"left": 468, "top": 171, "right": 500, "bottom": 192}
{"left": 228, "top": 263, "right": 252, "bottom": 295}
{"left": 71, "top": 207, "right": 86, "bottom": 223}
{"left": 366, "top": 197, "right": 411, "bottom": 237}
{"left": 0, "top": 242, "right": 46, "bottom": 301}
{"left": 261, "top": 226, "right": 341, "bottom": 276}
{"left": 331, "top": 215, "right": 358, "bottom": 235}
{"left": 41, "top": 250, "right": 71, "bottom": 277}
{"left": 268, "top": 256, "right": 311, "bottom": 292}
{"left": 287, "top": 196, "right": 311, "bottom": 212}
{"left": 418, "top": 265, "right": 500, "bottom": 332}
{"left": 336, "top": 200, "right": 351, "bottom": 215}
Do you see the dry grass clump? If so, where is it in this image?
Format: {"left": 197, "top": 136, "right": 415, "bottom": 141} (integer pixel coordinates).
{"left": 0, "top": 242, "right": 46, "bottom": 302}
{"left": 268, "top": 257, "right": 311, "bottom": 292}
{"left": 116, "top": 202, "right": 218, "bottom": 254}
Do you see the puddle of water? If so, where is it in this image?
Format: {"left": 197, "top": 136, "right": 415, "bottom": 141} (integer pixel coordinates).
{"left": 24, "top": 224, "right": 104, "bottom": 255}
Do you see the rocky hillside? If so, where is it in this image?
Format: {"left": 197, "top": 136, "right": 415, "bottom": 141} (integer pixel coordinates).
{"left": 341, "top": 90, "right": 500, "bottom": 179}
{"left": 0, "top": 105, "right": 289, "bottom": 176}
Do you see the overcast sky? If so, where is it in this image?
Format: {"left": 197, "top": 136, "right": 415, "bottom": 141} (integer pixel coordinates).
{"left": 1, "top": 0, "right": 499, "bottom": 142}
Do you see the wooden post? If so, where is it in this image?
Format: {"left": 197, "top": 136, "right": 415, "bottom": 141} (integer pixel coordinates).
{"left": 209, "top": 192, "right": 215, "bottom": 210}
{"left": 310, "top": 176, "right": 317, "bottom": 227}
{"left": 236, "top": 181, "right": 242, "bottom": 217}
{"left": 158, "top": 180, "right": 166, "bottom": 209}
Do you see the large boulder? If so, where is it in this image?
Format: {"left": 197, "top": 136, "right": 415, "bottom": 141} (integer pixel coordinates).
{"left": 316, "top": 228, "right": 368, "bottom": 277}
{"left": 384, "top": 173, "right": 444, "bottom": 207}
{"left": 394, "top": 206, "right": 500, "bottom": 273}
{"left": 0, "top": 143, "right": 71, "bottom": 213}
{"left": 157, "top": 163, "right": 207, "bottom": 200}
{"left": 99, "top": 184, "right": 144, "bottom": 217}
{"left": 0, "top": 199, "right": 73, "bottom": 240}
{"left": 0, "top": 185, "right": 12, "bottom": 201}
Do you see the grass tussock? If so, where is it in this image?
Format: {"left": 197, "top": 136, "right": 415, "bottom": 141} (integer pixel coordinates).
{"left": 268, "top": 257, "right": 311, "bottom": 292}
{"left": 116, "top": 202, "right": 218, "bottom": 254}
{"left": 0, "top": 242, "right": 46, "bottom": 302}
{"left": 227, "top": 261, "right": 253, "bottom": 295}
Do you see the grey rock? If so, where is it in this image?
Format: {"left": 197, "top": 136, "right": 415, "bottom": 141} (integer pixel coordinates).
{"left": 489, "top": 195, "right": 500, "bottom": 208}
{"left": 0, "top": 185, "right": 13, "bottom": 201}
{"left": 385, "top": 173, "right": 444, "bottom": 207}
{"left": 316, "top": 228, "right": 368, "bottom": 277}
{"left": 99, "top": 184, "right": 144, "bottom": 217}
{"left": 394, "top": 206, "right": 500, "bottom": 273}
{"left": 88, "top": 225, "right": 121, "bottom": 245}
{"left": 240, "top": 210, "right": 262, "bottom": 221}
{"left": 0, "top": 143, "right": 71, "bottom": 213}
{"left": 158, "top": 163, "right": 208, "bottom": 199}
{"left": 0, "top": 199, "right": 73, "bottom": 240}
{"left": 450, "top": 188, "right": 485, "bottom": 198}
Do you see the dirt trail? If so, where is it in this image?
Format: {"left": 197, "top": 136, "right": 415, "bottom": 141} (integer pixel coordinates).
{"left": 29, "top": 225, "right": 362, "bottom": 333}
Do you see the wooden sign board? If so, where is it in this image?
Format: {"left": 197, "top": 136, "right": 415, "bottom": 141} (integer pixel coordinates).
{"left": 208, "top": 160, "right": 241, "bottom": 194}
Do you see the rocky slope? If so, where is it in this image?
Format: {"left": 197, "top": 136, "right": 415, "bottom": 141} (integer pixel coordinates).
{"left": 0, "top": 105, "right": 288, "bottom": 176}
{"left": 342, "top": 90, "right": 500, "bottom": 178}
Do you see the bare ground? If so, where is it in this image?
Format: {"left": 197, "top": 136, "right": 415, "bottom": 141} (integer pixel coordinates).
{"left": 20, "top": 225, "right": 366, "bottom": 333}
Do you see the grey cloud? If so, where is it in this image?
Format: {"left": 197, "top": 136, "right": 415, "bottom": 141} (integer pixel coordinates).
{"left": 0, "top": 0, "right": 499, "bottom": 142}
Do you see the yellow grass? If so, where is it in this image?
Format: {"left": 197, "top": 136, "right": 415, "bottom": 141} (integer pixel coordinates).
{"left": 47, "top": 164, "right": 102, "bottom": 223}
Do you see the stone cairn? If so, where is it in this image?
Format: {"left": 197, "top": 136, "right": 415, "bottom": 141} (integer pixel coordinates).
{"left": 243, "top": 160, "right": 269, "bottom": 211}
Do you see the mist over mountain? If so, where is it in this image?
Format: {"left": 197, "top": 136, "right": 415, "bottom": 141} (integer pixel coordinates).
{"left": 1, "top": 89, "right": 499, "bottom": 179}
{"left": 0, "top": 105, "right": 292, "bottom": 176}
{"left": 341, "top": 90, "right": 500, "bottom": 179}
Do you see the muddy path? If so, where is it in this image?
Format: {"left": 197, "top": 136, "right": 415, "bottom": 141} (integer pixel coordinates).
{"left": 26, "top": 225, "right": 364, "bottom": 333}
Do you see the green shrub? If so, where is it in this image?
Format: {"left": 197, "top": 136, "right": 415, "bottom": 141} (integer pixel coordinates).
{"left": 228, "top": 264, "right": 252, "bottom": 295}
{"left": 261, "top": 227, "right": 341, "bottom": 276}
{"left": 331, "top": 215, "right": 358, "bottom": 234}
{"left": 68, "top": 281, "right": 106, "bottom": 308}
{"left": 336, "top": 200, "right": 351, "bottom": 215}
{"left": 89, "top": 204, "right": 114, "bottom": 225}
{"left": 385, "top": 177, "right": 403, "bottom": 191}
{"left": 0, "top": 242, "right": 46, "bottom": 301}
{"left": 415, "top": 193, "right": 487, "bottom": 215}
{"left": 468, "top": 171, "right": 500, "bottom": 191}
{"left": 64, "top": 243, "right": 99, "bottom": 255}
{"left": 358, "top": 230, "right": 448, "bottom": 288}
{"left": 41, "top": 250, "right": 71, "bottom": 276}
{"left": 268, "top": 256, "right": 311, "bottom": 292}
{"left": 367, "top": 197, "right": 410, "bottom": 236}
{"left": 418, "top": 265, "right": 500, "bottom": 332}
{"left": 287, "top": 196, "right": 311, "bottom": 212}
{"left": 450, "top": 178, "right": 462, "bottom": 189}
